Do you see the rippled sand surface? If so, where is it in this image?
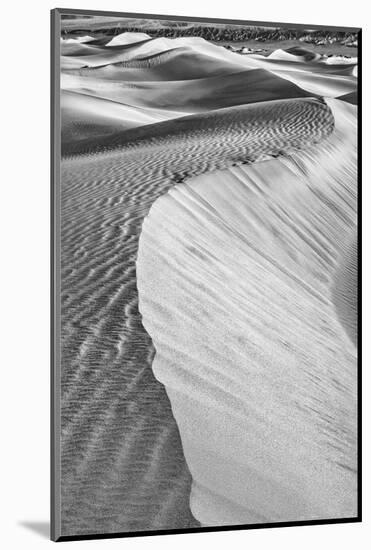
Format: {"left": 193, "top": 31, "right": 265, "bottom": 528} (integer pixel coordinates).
{"left": 59, "top": 32, "right": 358, "bottom": 536}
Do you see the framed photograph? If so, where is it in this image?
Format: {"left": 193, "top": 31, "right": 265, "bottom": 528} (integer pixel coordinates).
{"left": 51, "top": 8, "right": 361, "bottom": 542}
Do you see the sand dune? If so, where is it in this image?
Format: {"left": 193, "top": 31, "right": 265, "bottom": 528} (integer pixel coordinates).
{"left": 324, "top": 56, "right": 357, "bottom": 65}
{"left": 60, "top": 96, "right": 338, "bottom": 535}
{"left": 106, "top": 31, "right": 152, "bottom": 46}
{"left": 270, "top": 47, "right": 357, "bottom": 69}
{"left": 61, "top": 35, "right": 261, "bottom": 71}
{"left": 243, "top": 53, "right": 356, "bottom": 97}
{"left": 61, "top": 70, "right": 313, "bottom": 154}
{"left": 136, "top": 98, "right": 357, "bottom": 525}
{"left": 61, "top": 90, "right": 167, "bottom": 150}
{"left": 249, "top": 52, "right": 356, "bottom": 75}
{"left": 59, "top": 32, "right": 358, "bottom": 535}
{"left": 268, "top": 46, "right": 322, "bottom": 62}
{"left": 61, "top": 37, "right": 357, "bottom": 143}
{"left": 62, "top": 97, "right": 331, "bottom": 157}
{"left": 60, "top": 36, "right": 185, "bottom": 69}
{"left": 61, "top": 41, "right": 108, "bottom": 57}
{"left": 268, "top": 68, "right": 356, "bottom": 97}
{"left": 64, "top": 47, "right": 247, "bottom": 82}
{"left": 62, "top": 35, "right": 95, "bottom": 44}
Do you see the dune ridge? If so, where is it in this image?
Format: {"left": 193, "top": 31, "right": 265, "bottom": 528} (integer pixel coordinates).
{"left": 136, "top": 98, "right": 357, "bottom": 525}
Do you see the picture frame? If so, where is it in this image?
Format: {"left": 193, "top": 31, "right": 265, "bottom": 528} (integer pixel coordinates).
{"left": 51, "top": 8, "right": 361, "bottom": 542}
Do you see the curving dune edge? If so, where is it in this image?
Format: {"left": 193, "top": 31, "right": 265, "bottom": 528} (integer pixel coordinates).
{"left": 136, "top": 98, "right": 357, "bottom": 525}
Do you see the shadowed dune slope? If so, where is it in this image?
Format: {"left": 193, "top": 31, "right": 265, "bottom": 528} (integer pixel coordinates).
{"left": 243, "top": 51, "right": 357, "bottom": 97}
{"left": 136, "top": 99, "right": 357, "bottom": 526}
{"left": 61, "top": 42, "right": 108, "bottom": 57}
{"left": 60, "top": 39, "right": 155, "bottom": 69}
{"left": 270, "top": 68, "right": 356, "bottom": 97}
{"left": 62, "top": 97, "right": 328, "bottom": 157}
{"left": 61, "top": 72, "right": 314, "bottom": 155}
{"left": 60, "top": 97, "right": 335, "bottom": 535}
{"left": 338, "top": 91, "right": 358, "bottom": 105}
{"left": 61, "top": 90, "right": 166, "bottom": 149}
{"left": 62, "top": 68, "right": 313, "bottom": 113}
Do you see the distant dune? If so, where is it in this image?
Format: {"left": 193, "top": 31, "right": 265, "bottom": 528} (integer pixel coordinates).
{"left": 268, "top": 46, "right": 322, "bottom": 62}
{"left": 106, "top": 31, "right": 151, "bottom": 46}
{"left": 60, "top": 34, "right": 357, "bottom": 154}
{"left": 59, "top": 31, "right": 358, "bottom": 536}
{"left": 60, "top": 35, "right": 262, "bottom": 70}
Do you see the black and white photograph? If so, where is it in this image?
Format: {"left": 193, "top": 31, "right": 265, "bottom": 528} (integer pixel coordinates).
{"left": 51, "top": 7, "right": 360, "bottom": 542}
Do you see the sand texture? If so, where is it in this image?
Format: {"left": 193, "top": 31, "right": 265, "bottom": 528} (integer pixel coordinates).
{"left": 59, "top": 31, "right": 358, "bottom": 536}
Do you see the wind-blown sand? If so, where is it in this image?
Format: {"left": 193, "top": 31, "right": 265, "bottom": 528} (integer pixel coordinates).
{"left": 59, "top": 31, "right": 358, "bottom": 536}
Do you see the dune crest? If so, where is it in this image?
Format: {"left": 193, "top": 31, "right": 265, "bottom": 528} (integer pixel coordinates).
{"left": 136, "top": 99, "right": 357, "bottom": 525}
